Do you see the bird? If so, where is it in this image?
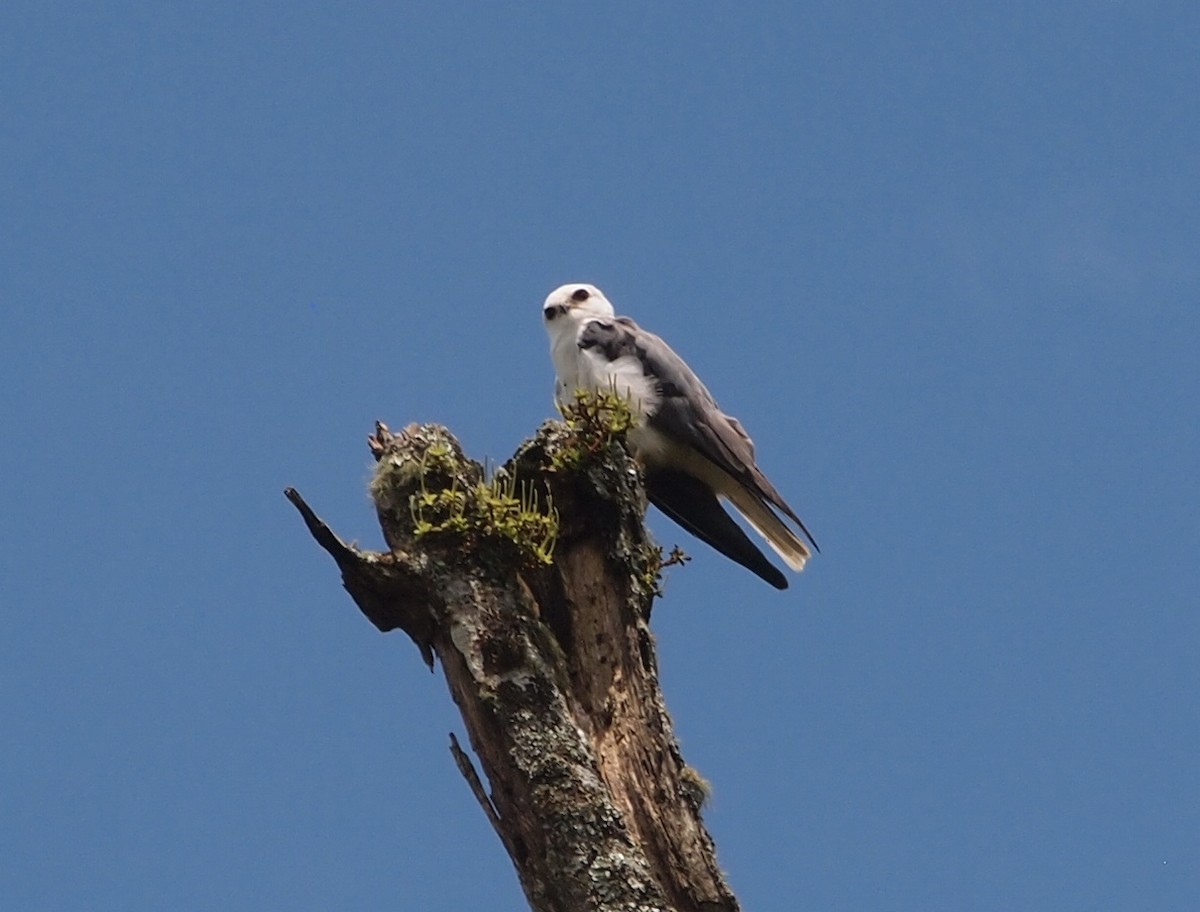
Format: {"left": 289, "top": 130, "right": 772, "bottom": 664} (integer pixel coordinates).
{"left": 542, "top": 282, "right": 818, "bottom": 589}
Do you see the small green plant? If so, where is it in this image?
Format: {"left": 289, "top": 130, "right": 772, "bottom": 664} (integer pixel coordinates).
{"left": 409, "top": 463, "right": 559, "bottom": 567}
{"left": 632, "top": 543, "right": 692, "bottom": 599}
{"left": 551, "top": 388, "right": 637, "bottom": 470}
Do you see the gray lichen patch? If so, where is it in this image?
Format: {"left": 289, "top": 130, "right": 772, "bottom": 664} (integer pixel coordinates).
{"left": 370, "top": 423, "right": 478, "bottom": 519}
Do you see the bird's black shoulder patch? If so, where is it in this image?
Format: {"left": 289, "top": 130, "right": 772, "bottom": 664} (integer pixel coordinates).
{"left": 577, "top": 319, "right": 639, "bottom": 362}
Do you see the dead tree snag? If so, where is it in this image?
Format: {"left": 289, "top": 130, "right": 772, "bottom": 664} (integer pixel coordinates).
{"left": 287, "top": 405, "right": 740, "bottom": 912}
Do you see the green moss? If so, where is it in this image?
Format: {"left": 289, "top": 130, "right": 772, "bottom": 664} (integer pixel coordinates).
{"left": 550, "top": 389, "right": 637, "bottom": 472}
{"left": 368, "top": 426, "right": 558, "bottom": 570}
{"left": 409, "top": 466, "right": 559, "bottom": 567}
{"left": 369, "top": 426, "right": 474, "bottom": 519}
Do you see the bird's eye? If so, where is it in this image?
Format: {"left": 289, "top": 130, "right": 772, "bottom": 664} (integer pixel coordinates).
{"left": 571, "top": 287, "right": 591, "bottom": 302}
{"left": 545, "top": 305, "right": 562, "bottom": 320}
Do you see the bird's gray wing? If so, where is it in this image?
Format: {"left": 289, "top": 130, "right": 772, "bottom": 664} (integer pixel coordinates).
{"left": 581, "top": 318, "right": 819, "bottom": 553}
{"left": 645, "top": 468, "right": 788, "bottom": 589}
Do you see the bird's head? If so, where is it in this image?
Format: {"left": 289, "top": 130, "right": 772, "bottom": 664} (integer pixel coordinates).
{"left": 542, "top": 283, "right": 616, "bottom": 336}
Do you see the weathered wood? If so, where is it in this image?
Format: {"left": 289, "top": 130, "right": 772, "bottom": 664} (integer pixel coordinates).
{"left": 288, "top": 414, "right": 739, "bottom": 912}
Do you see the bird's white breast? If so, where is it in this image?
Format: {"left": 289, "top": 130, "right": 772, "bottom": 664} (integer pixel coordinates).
{"left": 577, "top": 346, "right": 660, "bottom": 421}
{"left": 549, "top": 326, "right": 582, "bottom": 399}
{"left": 548, "top": 316, "right": 660, "bottom": 422}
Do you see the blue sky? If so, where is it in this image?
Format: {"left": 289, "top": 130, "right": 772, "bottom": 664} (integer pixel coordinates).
{"left": 3, "top": 3, "right": 1197, "bottom": 910}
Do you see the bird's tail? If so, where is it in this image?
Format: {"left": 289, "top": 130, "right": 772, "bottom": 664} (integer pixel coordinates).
{"left": 724, "top": 485, "right": 812, "bottom": 572}
{"left": 647, "top": 469, "right": 789, "bottom": 589}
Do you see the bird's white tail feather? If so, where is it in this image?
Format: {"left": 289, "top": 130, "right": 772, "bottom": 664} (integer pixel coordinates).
{"left": 725, "top": 486, "right": 811, "bottom": 572}
{"left": 642, "top": 434, "right": 812, "bottom": 573}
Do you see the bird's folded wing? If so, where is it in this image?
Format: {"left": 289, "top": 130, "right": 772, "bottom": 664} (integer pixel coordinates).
{"left": 630, "top": 325, "right": 820, "bottom": 553}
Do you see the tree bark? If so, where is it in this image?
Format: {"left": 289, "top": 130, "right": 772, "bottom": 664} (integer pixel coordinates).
{"left": 286, "top": 414, "right": 740, "bottom": 912}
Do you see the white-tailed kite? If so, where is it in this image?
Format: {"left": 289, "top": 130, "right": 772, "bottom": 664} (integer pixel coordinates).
{"left": 542, "top": 282, "right": 818, "bottom": 589}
